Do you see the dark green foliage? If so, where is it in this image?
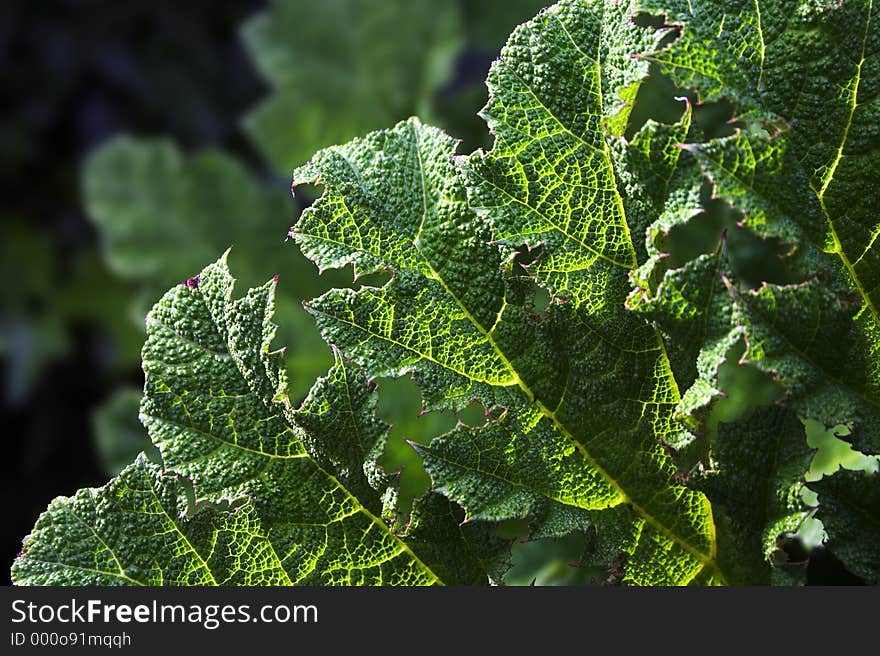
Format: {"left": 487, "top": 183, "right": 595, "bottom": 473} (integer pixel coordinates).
{"left": 14, "top": 0, "right": 879, "bottom": 586}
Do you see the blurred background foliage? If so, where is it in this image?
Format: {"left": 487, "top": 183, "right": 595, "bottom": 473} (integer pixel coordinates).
{"left": 2, "top": 0, "right": 876, "bottom": 586}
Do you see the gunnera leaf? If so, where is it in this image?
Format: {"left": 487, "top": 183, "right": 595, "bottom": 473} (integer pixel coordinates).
{"left": 633, "top": 0, "right": 880, "bottom": 455}
{"left": 12, "top": 455, "right": 292, "bottom": 586}
{"left": 14, "top": 255, "right": 505, "bottom": 585}
{"left": 16, "top": 0, "right": 879, "bottom": 587}
{"left": 291, "top": 0, "right": 879, "bottom": 585}
{"left": 291, "top": 41, "right": 721, "bottom": 588}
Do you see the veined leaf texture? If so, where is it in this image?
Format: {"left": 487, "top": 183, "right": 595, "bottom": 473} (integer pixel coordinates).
{"left": 15, "top": 0, "right": 879, "bottom": 586}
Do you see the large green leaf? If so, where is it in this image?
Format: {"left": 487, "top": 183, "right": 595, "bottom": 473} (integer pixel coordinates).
{"left": 140, "top": 255, "right": 503, "bottom": 584}
{"left": 635, "top": 0, "right": 880, "bottom": 453}
{"left": 17, "top": 0, "right": 879, "bottom": 587}
{"left": 84, "top": 138, "right": 294, "bottom": 292}
{"left": 292, "top": 91, "right": 720, "bottom": 589}
{"left": 12, "top": 456, "right": 291, "bottom": 586}
{"left": 627, "top": 0, "right": 879, "bottom": 578}
{"left": 291, "top": 0, "right": 880, "bottom": 584}
{"left": 15, "top": 256, "right": 504, "bottom": 585}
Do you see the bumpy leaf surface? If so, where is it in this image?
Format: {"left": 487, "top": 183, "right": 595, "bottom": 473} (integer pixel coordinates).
{"left": 292, "top": 0, "right": 879, "bottom": 584}
{"left": 695, "top": 407, "right": 814, "bottom": 584}
{"left": 635, "top": 0, "right": 879, "bottom": 449}
{"left": 138, "top": 255, "right": 479, "bottom": 585}
{"left": 13, "top": 456, "right": 291, "bottom": 585}
{"left": 629, "top": 0, "right": 879, "bottom": 579}
{"left": 812, "top": 470, "right": 880, "bottom": 583}
{"left": 292, "top": 27, "right": 722, "bottom": 585}
{"left": 17, "top": 0, "right": 880, "bottom": 586}
{"left": 85, "top": 138, "right": 295, "bottom": 292}
{"left": 16, "top": 257, "right": 506, "bottom": 585}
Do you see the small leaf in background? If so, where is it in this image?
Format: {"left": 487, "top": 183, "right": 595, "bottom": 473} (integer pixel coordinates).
{"left": 241, "top": 0, "right": 462, "bottom": 174}
{"left": 0, "top": 220, "right": 142, "bottom": 404}
{"left": 83, "top": 137, "right": 348, "bottom": 401}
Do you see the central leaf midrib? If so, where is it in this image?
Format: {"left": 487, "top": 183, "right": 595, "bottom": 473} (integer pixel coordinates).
{"left": 696, "top": 146, "right": 880, "bottom": 327}
{"left": 695, "top": 0, "right": 878, "bottom": 325}
{"left": 404, "top": 134, "right": 723, "bottom": 582}
{"left": 422, "top": 247, "right": 723, "bottom": 580}
{"left": 152, "top": 282, "right": 443, "bottom": 586}
{"left": 496, "top": 6, "right": 721, "bottom": 578}
{"left": 813, "top": 0, "right": 877, "bottom": 324}
{"left": 486, "top": 8, "right": 637, "bottom": 271}
{"left": 817, "top": 0, "right": 872, "bottom": 199}
{"left": 818, "top": 200, "right": 879, "bottom": 325}
{"left": 63, "top": 501, "right": 132, "bottom": 583}
{"left": 754, "top": 0, "right": 766, "bottom": 90}
{"left": 250, "top": 387, "right": 443, "bottom": 585}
